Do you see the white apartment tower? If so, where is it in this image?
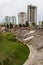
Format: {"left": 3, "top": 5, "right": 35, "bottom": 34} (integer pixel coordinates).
{"left": 27, "top": 5, "right": 37, "bottom": 25}
{"left": 10, "top": 16, "right": 16, "bottom": 24}
{"left": 18, "top": 12, "right": 27, "bottom": 25}
{"left": 5, "top": 16, "right": 10, "bottom": 25}
{"left": 5, "top": 16, "right": 16, "bottom": 25}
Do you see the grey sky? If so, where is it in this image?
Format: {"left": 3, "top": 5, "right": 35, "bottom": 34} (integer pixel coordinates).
{"left": 0, "top": 0, "right": 43, "bottom": 24}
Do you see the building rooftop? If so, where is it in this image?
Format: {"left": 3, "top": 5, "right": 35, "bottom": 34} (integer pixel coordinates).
{"left": 28, "top": 5, "right": 37, "bottom": 9}
{"left": 19, "top": 12, "right": 26, "bottom": 14}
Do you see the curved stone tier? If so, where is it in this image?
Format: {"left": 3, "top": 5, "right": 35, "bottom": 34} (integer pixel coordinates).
{"left": 12, "top": 29, "right": 43, "bottom": 65}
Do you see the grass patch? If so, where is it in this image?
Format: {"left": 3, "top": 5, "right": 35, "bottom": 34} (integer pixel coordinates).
{"left": 0, "top": 32, "right": 30, "bottom": 65}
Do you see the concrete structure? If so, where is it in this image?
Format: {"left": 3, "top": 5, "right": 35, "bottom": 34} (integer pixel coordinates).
{"left": 27, "top": 5, "right": 37, "bottom": 25}
{"left": 5, "top": 16, "right": 10, "bottom": 25}
{"left": 13, "top": 29, "right": 43, "bottom": 65}
{"left": 10, "top": 16, "right": 16, "bottom": 24}
{"left": 18, "top": 12, "right": 27, "bottom": 25}
{"left": 5, "top": 16, "right": 16, "bottom": 25}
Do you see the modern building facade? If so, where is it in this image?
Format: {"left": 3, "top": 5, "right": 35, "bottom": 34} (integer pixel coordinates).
{"left": 10, "top": 16, "right": 16, "bottom": 24}
{"left": 27, "top": 5, "right": 37, "bottom": 25}
{"left": 18, "top": 12, "right": 27, "bottom": 25}
{"left": 5, "top": 16, "right": 16, "bottom": 25}
{"left": 5, "top": 16, "right": 10, "bottom": 25}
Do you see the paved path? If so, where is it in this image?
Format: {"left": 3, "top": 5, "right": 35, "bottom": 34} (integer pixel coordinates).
{"left": 23, "top": 44, "right": 37, "bottom": 65}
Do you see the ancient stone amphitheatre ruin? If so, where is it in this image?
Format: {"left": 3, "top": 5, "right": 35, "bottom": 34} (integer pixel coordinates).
{"left": 13, "top": 28, "right": 43, "bottom": 65}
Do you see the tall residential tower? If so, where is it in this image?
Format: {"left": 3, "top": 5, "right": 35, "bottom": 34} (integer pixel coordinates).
{"left": 18, "top": 12, "right": 27, "bottom": 25}
{"left": 5, "top": 16, "right": 16, "bottom": 25}
{"left": 5, "top": 16, "right": 10, "bottom": 25}
{"left": 27, "top": 5, "right": 37, "bottom": 25}
{"left": 10, "top": 16, "right": 16, "bottom": 24}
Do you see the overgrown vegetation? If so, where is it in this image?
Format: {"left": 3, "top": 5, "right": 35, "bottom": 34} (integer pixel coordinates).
{"left": 42, "top": 22, "right": 43, "bottom": 26}
{"left": 32, "top": 22, "right": 36, "bottom": 26}
{"left": 26, "top": 21, "right": 29, "bottom": 27}
{"left": 0, "top": 32, "right": 30, "bottom": 65}
{"left": 19, "top": 24, "right": 22, "bottom": 27}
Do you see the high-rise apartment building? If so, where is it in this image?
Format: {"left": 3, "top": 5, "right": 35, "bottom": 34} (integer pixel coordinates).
{"left": 5, "top": 16, "right": 16, "bottom": 25}
{"left": 27, "top": 5, "right": 37, "bottom": 25}
{"left": 5, "top": 16, "right": 10, "bottom": 25}
{"left": 18, "top": 12, "right": 27, "bottom": 25}
{"left": 10, "top": 16, "right": 16, "bottom": 24}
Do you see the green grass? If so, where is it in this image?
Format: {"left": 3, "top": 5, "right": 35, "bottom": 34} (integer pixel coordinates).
{"left": 0, "top": 32, "right": 30, "bottom": 65}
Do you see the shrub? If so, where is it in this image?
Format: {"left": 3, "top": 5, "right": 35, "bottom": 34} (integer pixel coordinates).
{"left": 42, "top": 22, "right": 43, "bottom": 26}
{"left": 23, "top": 24, "right": 26, "bottom": 27}
{"left": 32, "top": 22, "right": 36, "bottom": 26}
{"left": 10, "top": 23, "right": 13, "bottom": 29}
{"left": 26, "top": 21, "right": 29, "bottom": 27}
{"left": 19, "top": 24, "right": 22, "bottom": 27}
{"left": 6, "top": 24, "right": 9, "bottom": 28}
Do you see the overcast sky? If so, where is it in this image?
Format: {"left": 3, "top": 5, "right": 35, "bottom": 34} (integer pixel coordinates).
{"left": 0, "top": 0, "right": 43, "bottom": 24}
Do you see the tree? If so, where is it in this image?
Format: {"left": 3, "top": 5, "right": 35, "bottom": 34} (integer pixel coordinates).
{"left": 32, "top": 22, "right": 36, "bottom": 26}
{"left": 6, "top": 24, "right": 9, "bottom": 28}
{"left": 42, "top": 22, "right": 43, "bottom": 26}
{"left": 15, "top": 25, "right": 18, "bottom": 28}
{"left": 10, "top": 23, "right": 13, "bottom": 29}
{"left": 26, "top": 21, "right": 29, "bottom": 27}
{"left": 23, "top": 24, "right": 26, "bottom": 27}
{"left": 19, "top": 24, "right": 22, "bottom": 27}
